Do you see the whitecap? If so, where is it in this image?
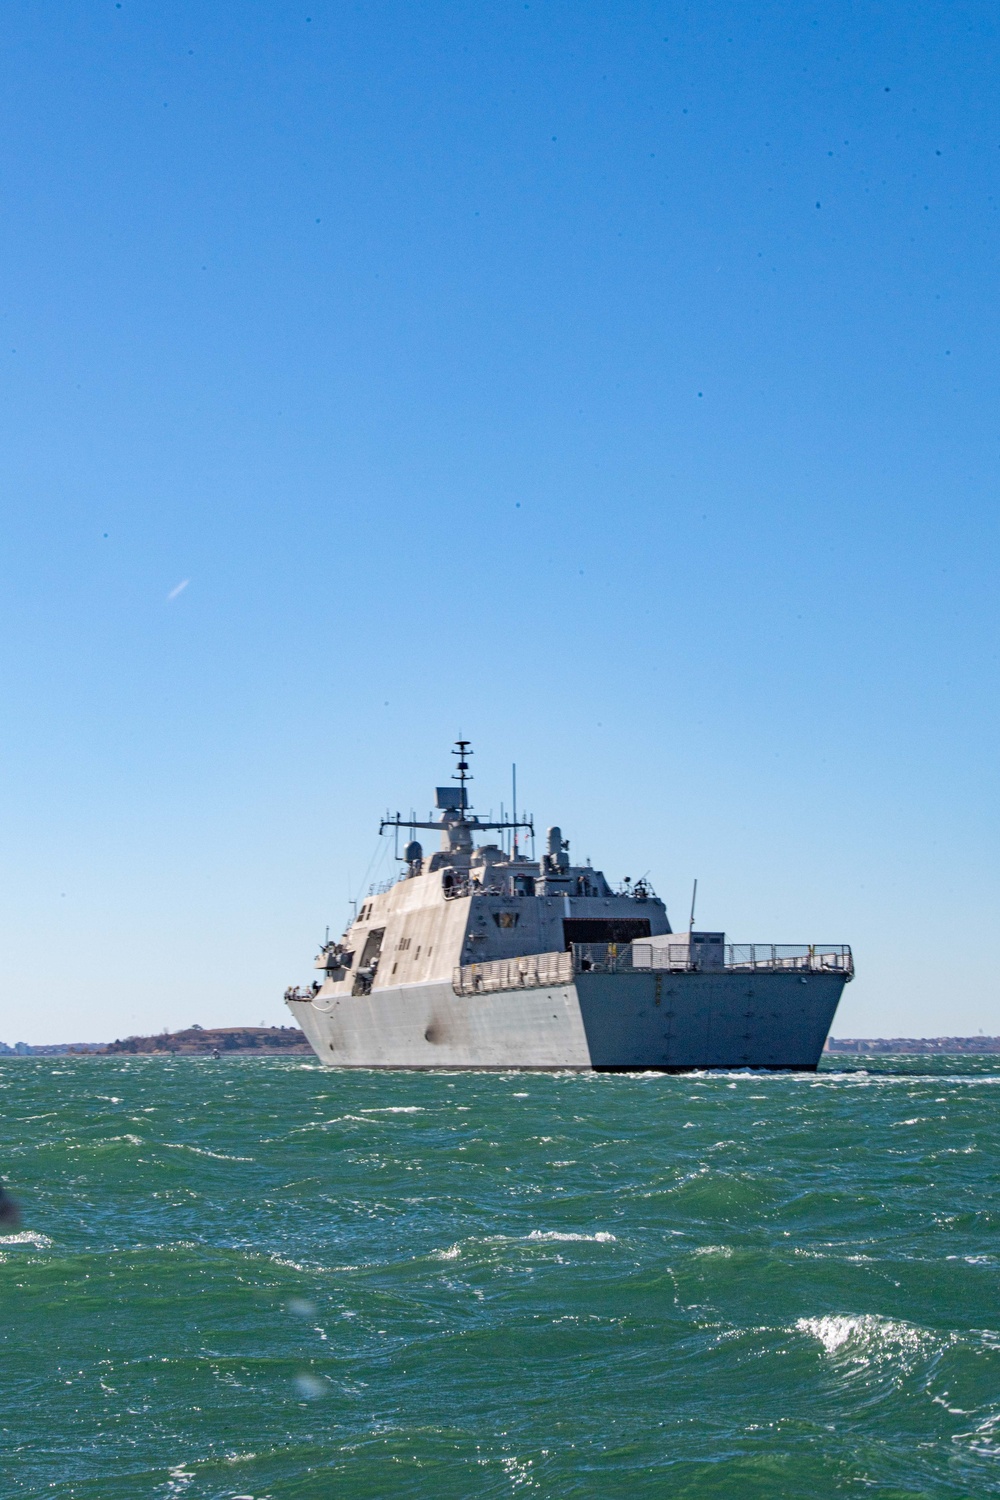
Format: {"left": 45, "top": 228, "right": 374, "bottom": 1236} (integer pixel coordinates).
{"left": 269, "top": 1254, "right": 360, "bottom": 1274}
{"left": 795, "top": 1312, "right": 929, "bottom": 1367}
{"left": 0, "top": 1230, "right": 52, "bottom": 1248}
{"left": 163, "top": 1144, "right": 253, "bottom": 1161}
{"left": 527, "top": 1230, "right": 616, "bottom": 1243}
{"left": 358, "top": 1106, "right": 424, "bottom": 1114}
{"left": 69, "top": 1133, "right": 143, "bottom": 1148}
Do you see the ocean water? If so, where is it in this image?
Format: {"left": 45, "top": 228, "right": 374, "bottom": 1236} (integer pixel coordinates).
{"left": 4, "top": 1057, "right": 1000, "bottom": 1498}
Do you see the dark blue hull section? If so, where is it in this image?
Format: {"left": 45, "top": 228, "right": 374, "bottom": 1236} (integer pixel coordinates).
{"left": 575, "top": 970, "right": 845, "bottom": 1071}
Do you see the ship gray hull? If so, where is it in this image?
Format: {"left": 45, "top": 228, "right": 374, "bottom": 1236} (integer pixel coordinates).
{"left": 288, "top": 968, "right": 845, "bottom": 1071}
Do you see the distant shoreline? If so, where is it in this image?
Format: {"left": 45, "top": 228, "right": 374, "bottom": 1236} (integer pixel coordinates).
{"left": 826, "top": 1037, "right": 1000, "bottom": 1055}
{"left": 2, "top": 1031, "right": 999, "bottom": 1058}
{"left": 0, "top": 1026, "right": 312, "bottom": 1056}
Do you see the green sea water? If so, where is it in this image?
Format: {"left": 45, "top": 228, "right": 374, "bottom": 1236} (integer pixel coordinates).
{"left": 4, "top": 1056, "right": 1000, "bottom": 1499}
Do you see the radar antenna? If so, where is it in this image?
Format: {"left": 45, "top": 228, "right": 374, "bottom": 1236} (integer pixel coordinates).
{"left": 452, "top": 739, "right": 473, "bottom": 804}
{"left": 378, "top": 740, "right": 533, "bottom": 846}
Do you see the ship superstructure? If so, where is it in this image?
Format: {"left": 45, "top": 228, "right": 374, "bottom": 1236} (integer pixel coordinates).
{"left": 286, "top": 744, "right": 852, "bottom": 1070}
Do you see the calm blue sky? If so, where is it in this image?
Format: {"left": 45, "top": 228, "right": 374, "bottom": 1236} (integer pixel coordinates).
{"left": 1, "top": 0, "right": 997, "bottom": 1042}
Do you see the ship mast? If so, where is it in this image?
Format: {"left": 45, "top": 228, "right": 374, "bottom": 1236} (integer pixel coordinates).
{"left": 379, "top": 740, "right": 534, "bottom": 849}
{"left": 453, "top": 738, "right": 472, "bottom": 806}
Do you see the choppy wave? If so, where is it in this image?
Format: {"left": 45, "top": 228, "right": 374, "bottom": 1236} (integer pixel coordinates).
{"left": 526, "top": 1229, "right": 616, "bottom": 1242}
{"left": 0, "top": 1230, "right": 52, "bottom": 1249}
{"left": 163, "top": 1142, "right": 255, "bottom": 1161}
{"left": 796, "top": 1312, "right": 932, "bottom": 1365}
{"left": 4, "top": 1053, "right": 1000, "bottom": 1498}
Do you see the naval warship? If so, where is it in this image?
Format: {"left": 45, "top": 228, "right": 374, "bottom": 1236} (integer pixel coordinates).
{"left": 286, "top": 744, "right": 853, "bottom": 1070}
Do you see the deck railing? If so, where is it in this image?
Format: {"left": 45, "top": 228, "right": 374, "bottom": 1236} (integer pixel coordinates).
{"left": 453, "top": 943, "right": 853, "bottom": 994}
{"left": 571, "top": 942, "right": 641, "bottom": 974}
{"left": 452, "top": 951, "right": 575, "bottom": 995}
{"left": 725, "top": 944, "right": 853, "bottom": 975}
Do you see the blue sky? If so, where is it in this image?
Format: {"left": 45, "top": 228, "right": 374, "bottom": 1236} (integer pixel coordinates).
{"left": 1, "top": 0, "right": 997, "bottom": 1042}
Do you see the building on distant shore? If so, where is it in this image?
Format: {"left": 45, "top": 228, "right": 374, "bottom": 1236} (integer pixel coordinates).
{"left": 827, "top": 1037, "right": 1000, "bottom": 1055}
{"left": 0, "top": 1041, "right": 105, "bottom": 1056}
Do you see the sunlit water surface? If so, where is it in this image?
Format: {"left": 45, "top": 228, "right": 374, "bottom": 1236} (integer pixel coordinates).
{"left": 4, "top": 1055, "right": 1000, "bottom": 1498}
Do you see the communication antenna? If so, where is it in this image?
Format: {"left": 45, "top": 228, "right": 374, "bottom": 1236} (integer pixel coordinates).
{"left": 452, "top": 739, "right": 472, "bottom": 809}
{"left": 689, "top": 878, "right": 698, "bottom": 932}
{"left": 379, "top": 741, "right": 533, "bottom": 850}
{"left": 512, "top": 763, "right": 518, "bottom": 857}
